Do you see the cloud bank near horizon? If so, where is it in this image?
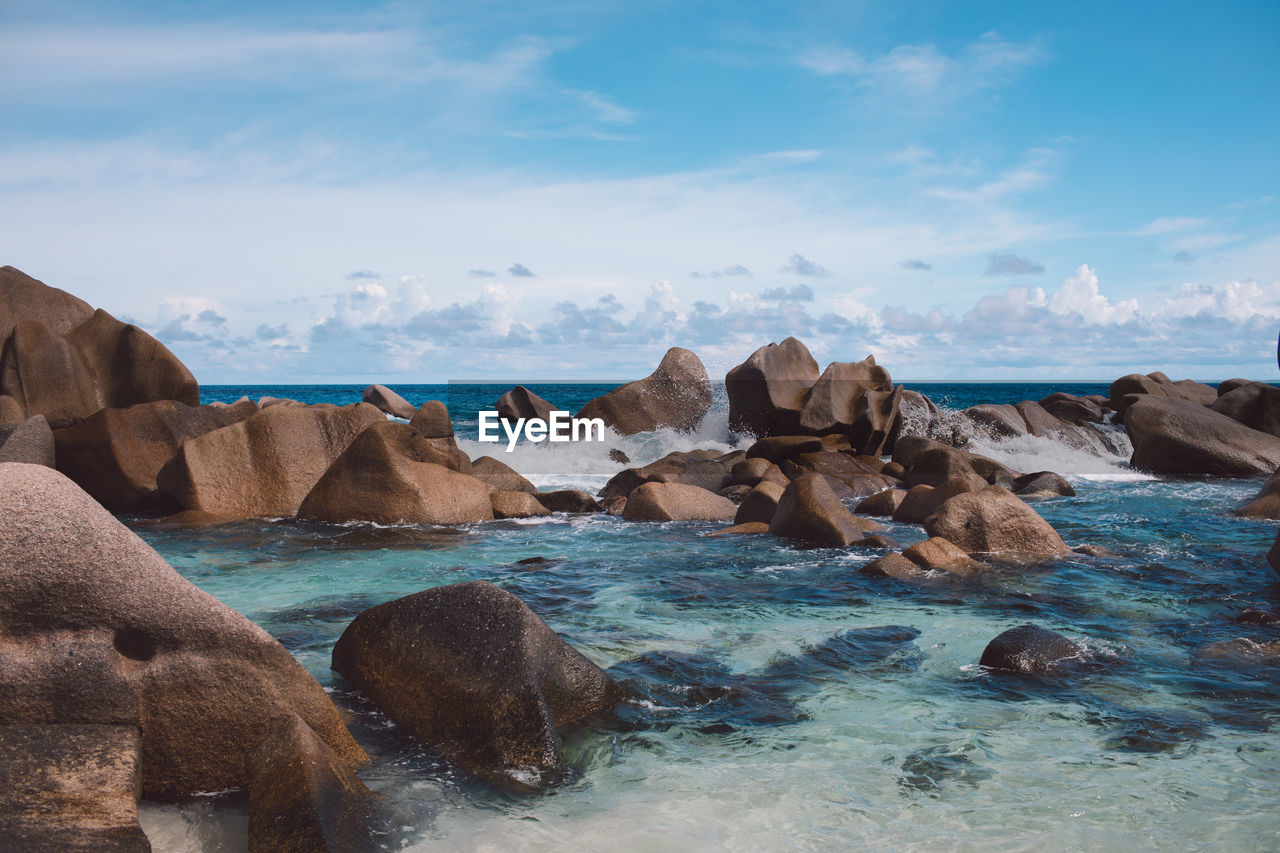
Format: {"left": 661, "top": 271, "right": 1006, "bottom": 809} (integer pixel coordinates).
{"left": 142, "top": 264, "right": 1280, "bottom": 383}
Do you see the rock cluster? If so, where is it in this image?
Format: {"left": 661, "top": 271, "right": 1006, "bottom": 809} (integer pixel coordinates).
{"left": 725, "top": 337, "right": 902, "bottom": 455}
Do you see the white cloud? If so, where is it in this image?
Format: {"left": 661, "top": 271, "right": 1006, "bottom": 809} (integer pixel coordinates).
{"left": 1134, "top": 216, "right": 1206, "bottom": 236}
{"left": 1048, "top": 264, "right": 1139, "bottom": 324}
{"left": 798, "top": 32, "right": 1045, "bottom": 101}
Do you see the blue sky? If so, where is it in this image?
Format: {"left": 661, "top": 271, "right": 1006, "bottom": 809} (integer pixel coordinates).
{"left": 1, "top": 0, "right": 1277, "bottom": 382}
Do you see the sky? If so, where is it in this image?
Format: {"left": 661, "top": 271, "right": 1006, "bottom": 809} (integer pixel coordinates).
{"left": 1, "top": 0, "right": 1277, "bottom": 383}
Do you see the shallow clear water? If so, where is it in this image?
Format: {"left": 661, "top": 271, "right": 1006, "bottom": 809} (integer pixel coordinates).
{"left": 136, "top": 385, "right": 1280, "bottom": 851}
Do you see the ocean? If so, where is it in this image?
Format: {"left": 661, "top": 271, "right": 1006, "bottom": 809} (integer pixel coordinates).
{"left": 134, "top": 382, "right": 1280, "bottom": 851}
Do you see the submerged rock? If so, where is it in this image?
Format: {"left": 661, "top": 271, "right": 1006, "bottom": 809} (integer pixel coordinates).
{"left": 0, "top": 266, "right": 199, "bottom": 428}
{"left": 157, "top": 403, "right": 385, "bottom": 519}
{"left": 623, "top": 482, "right": 737, "bottom": 522}
{"left": 979, "top": 625, "right": 1083, "bottom": 674}
{"left": 331, "top": 581, "right": 621, "bottom": 777}
{"left": 247, "top": 713, "right": 381, "bottom": 853}
{"left": 0, "top": 464, "right": 366, "bottom": 798}
{"left": 362, "top": 384, "right": 416, "bottom": 419}
{"left": 924, "top": 485, "right": 1070, "bottom": 558}
{"left": 577, "top": 347, "right": 712, "bottom": 435}
{"left": 768, "top": 472, "right": 880, "bottom": 547}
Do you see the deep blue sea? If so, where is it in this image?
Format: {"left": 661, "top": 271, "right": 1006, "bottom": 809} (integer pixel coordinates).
{"left": 134, "top": 382, "right": 1280, "bottom": 851}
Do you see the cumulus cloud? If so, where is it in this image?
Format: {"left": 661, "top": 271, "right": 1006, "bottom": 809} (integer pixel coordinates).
{"left": 195, "top": 308, "right": 226, "bottom": 326}
{"left": 780, "top": 254, "right": 830, "bottom": 277}
{"left": 984, "top": 252, "right": 1044, "bottom": 275}
{"left": 1047, "top": 265, "right": 1139, "bottom": 325}
{"left": 901, "top": 259, "right": 932, "bottom": 271}
{"left": 758, "top": 284, "right": 815, "bottom": 302}
{"left": 149, "top": 263, "right": 1280, "bottom": 381}
{"left": 508, "top": 262, "right": 536, "bottom": 277}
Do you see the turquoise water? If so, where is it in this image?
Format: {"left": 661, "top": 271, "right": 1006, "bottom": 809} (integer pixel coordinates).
{"left": 135, "top": 385, "right": 1280, "bottom": 851}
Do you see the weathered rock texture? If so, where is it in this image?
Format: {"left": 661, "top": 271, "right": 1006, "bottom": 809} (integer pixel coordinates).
{"left": 298, "top": 421, "right": 493, "bottom": 525}
{"left": 54, "top": 399, "right": 258, "bottom": 512}
{"left": 157, "top": 403, "right": 385, "bottom": 518}
{"left": 0, "top": 463, "right": 366, "bottom": 799}
{"left": 0, "top": 266, "right": 199, "bottom": 428}
{"left": 331, "top": 581, "right": 621, "bottom": 776}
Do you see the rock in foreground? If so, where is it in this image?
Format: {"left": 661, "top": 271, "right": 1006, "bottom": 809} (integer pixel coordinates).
{"left": 0, "top": 463, "right": 366, "bottom": 798}
{"left": 247, "top": 713, "right": 381, "bottom": 853}
{"left": 769, "top": 472, "right": 880, "bottom": 547}
{"left": 0, "top": 723, "right": 150, "bottom": 852}
{"left": 980, "top": 625, "right": 1083, "bottom": 674}
{"left": 332, "top": 581, "right": 621, "bottom": 778}
{"left": 924, "top": 485, "right": 1070, "bottom": 557}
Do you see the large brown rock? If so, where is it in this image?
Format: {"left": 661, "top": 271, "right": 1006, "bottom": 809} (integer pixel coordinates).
{"left": 156, "top": 403, "right": 385, "bottom": 518}
{"left": 855, "top": 488, "right": 907, "bottom": 517}
{"left": 862, "top": 536, "right": 984, "bottom": 580}
{"left": 599, "top": 449, "right": 732, "bottom": 499}
{"left": 1038, "top": 392, "right": 1105, "bottom": 425}
{"left": 490, "top": 491, "right": 550, "bottom": 520}
{"left": 331, "top": 581, "right": 621, "bottom": 777}
{"left": 536, "top": 489, "right": 602, "bottom": 514}
{"left": 726, "top": 337, "right": 820, "bottom": 437}
{"left": 496, "top": 385, "right": 556, "bottom": 424}
{"left": 734, "top": 480, "right": 785, "bottom": 525}
{"left": 1109, "top": 371, "right": 1216, "bottom": 416}
{"left": 797, "top": 357, "right": 892, "bottom": 435}
{"left": 0, "top": 268, "right": 199, "bottom": 429}
{"left": 408, "top": 400, "right": 459, "bottom": 453}
{"left": 299, "top": 422, "right": 494, "bottom": 525}
{"left": 0, "top": 464, "right": 366, "bottom": 798}
{"left": 893, "top": 478, "right": 979, "bottom": 524}
{"left": 965, "top": 403, "right": 1028, "bottom": 438}
{"left": 1210, "top": 382, "right": 1280, "bottom": 437}
{"left": 0, "top": 393, "right": 24, "bottom": 425}
{"left": 0, "top": 266, "right": 93, "bottom": 342}
{"left": 768, "top": 472, "right": 880, "bottom": 547}
{"left": 924, "top": 485, "right": 1070, "bottom": 557}
{"left": 622, "top": 482, "right": 736, "bottom": 522}
{"left": 793, "top": 450, "right": 895, "bottom": 496}
{"left": 247, "top": 713, "right": 380, "bottom": 853}
{"left": 1124, "top": 396, "right": 1280, "bottom": 477}
{"left": 472, "top": 455, "right": 536, "bottom": 493}
{"left": 362, "top": 384, "right": 416, "bottom": 419}
{"left": 577, "top": 347, "right": 712, "bottom": 435}
{"left": 0, "top": 413, "right": 54, "bottom": 467}
{"left": 1238, "top": 468, "right": 1280, "bottom": 519}
{"left": 850, "top": 386, "right": 903, "bottom": 456}
{"left": 54, "top": 399, "right": 258, "bottom": 512}
{"left": 0, "top": 723, "right": 150, "bottom": 852}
